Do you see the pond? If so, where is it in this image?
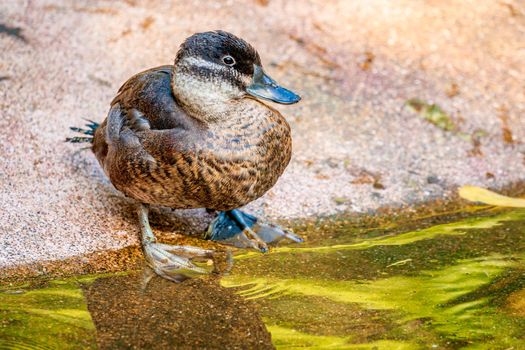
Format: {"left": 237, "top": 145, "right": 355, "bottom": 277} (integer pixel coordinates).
{"left": 1, "top": 206, "right": 524, "bottom": 349}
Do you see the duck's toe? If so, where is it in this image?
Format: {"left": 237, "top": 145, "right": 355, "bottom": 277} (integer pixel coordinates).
{"left": 143, "top": 243, "right": 215, "bottom": 282}
{"left": 206, "top": 209, "right": 304, "bottom": 250}
{"left": 251, "top": 222, "right": 304, "bottom": 245}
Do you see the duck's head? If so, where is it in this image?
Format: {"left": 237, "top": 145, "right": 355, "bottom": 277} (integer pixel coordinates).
{"left": 173, "top": 30, "right": 300, "bottom": 119}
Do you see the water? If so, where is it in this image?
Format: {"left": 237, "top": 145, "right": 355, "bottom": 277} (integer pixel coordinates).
{"left": 1, "top": 207, "right": 525, "bottom": 349}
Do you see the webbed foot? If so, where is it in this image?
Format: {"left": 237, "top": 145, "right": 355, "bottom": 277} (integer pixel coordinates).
{"left": 138, "top": 204, "right": 216, "bottom": 282}
{"left": 205, "top": 209, "right": 304, "bottom": 251}
{"left": 143, "top": 242, "right": 214, "bottom": 282}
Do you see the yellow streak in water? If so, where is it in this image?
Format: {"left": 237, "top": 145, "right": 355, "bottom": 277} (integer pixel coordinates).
{"left": 459, "top": 186, "right": 525, "bottom": 207}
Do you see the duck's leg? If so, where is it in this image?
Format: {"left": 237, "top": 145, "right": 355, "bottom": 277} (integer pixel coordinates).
{"left": 206, "top": 209, "right": 304, "bottom": 251}
{"left": 138, "top": 204, "right": 214, "bottom": 282}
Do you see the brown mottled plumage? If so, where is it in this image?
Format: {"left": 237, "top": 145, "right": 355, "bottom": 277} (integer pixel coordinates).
{"left": 69, "top": 31, "right": 302, "bottom": 281}
{"left": 92, "top": 66, "right": 291, "bottom": 211}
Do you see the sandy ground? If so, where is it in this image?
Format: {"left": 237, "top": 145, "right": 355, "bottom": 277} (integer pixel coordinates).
{"left": 1, "top": 0, "right": 524, "bottom": 269}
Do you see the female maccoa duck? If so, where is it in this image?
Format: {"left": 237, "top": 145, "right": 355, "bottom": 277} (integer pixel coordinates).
{"left": 68, "top": 30, "right": 303, "bottom": 281}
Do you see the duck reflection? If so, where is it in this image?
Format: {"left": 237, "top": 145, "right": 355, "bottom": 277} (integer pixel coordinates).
{"left": 82, "top": 271, "right": 273, "bottom": 349}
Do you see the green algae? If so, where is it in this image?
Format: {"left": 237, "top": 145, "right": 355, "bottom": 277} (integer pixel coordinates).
{"left": 1, "top": 208, "right": 525, "bottom": 349}
{"left": 404, "top": 100, "right": 491, "bottom": 146}
{"left": 232, "top": 209, "right": 525, "bottom": 265}
{"left": 221, "top": 208, "right": 525, "bottom": 349}
{"left": 0, "top": 279, "right": 97, "bottom": 349}
{"left": 267, "top": 324, "right": 420, "bottom": 350}
{"left": 405, "top": 99, "right": 456, "bottom": 132}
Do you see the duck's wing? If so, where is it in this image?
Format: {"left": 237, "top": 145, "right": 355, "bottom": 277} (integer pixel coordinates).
{"left": 111, "top": 65, "right": 197, "bottom": 131}
{"left": 92, "top": 66, "right": 203, "bottom": 195}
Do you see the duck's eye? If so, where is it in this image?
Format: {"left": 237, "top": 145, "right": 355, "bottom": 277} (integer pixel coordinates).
{"left": 222, "top": 55, "right": 235, "bottom": 66}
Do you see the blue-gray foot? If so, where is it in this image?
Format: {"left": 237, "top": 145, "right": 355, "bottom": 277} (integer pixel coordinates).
{"left": 205, "top": 209, "right": 304, "bottom": 251}
{"left": 138, "top": 204, "right": 215, "bottom": 282}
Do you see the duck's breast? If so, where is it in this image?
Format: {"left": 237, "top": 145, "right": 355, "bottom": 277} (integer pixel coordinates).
{"left": 190, "top": 102, "right": 292, "bottom": 210}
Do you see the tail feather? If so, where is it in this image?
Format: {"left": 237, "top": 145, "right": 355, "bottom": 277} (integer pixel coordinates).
{"left": 65, "top": 136, "right": 93, "bottom": 143}
{"left": 69, "top": 126, "right": 94, "bottom": 135}
{"left": 66, "top": 119, "right": 100, "bottom": 144}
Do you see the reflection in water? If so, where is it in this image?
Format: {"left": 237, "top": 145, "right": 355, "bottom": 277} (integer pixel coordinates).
{"left": 222, "top": 209, "right": 525, "bottom": 349}
{"left": 82, "top": 272, "right": 272, "bottom": 349}
{"left": 1, "top": 208, "right": 525, "bottom": 349}
{"left": 1, "top": 272, "right": 273, "bottom": 349}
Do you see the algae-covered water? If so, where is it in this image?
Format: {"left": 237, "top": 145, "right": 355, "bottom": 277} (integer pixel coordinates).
{"left": 1, "top": 207, "right": 525, "bottom": 349}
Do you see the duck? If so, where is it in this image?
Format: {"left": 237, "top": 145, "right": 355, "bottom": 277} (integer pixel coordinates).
{"left": 67, "top": 30, "right": 303, "bottom": 281}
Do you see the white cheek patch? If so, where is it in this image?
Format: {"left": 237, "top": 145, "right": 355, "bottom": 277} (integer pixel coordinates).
{"left": 173, "top": 56, "right": 256, "bottom": 120}
{"left": 183, "top": 56, "right": 252, "bottom": 86}
{"left": 182, "top": 56, "right": 226, "bottom": 72}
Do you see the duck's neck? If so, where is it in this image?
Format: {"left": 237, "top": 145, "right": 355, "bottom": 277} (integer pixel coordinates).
{"left": 171, "top": 65, "right": 241, "bottom": 123}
